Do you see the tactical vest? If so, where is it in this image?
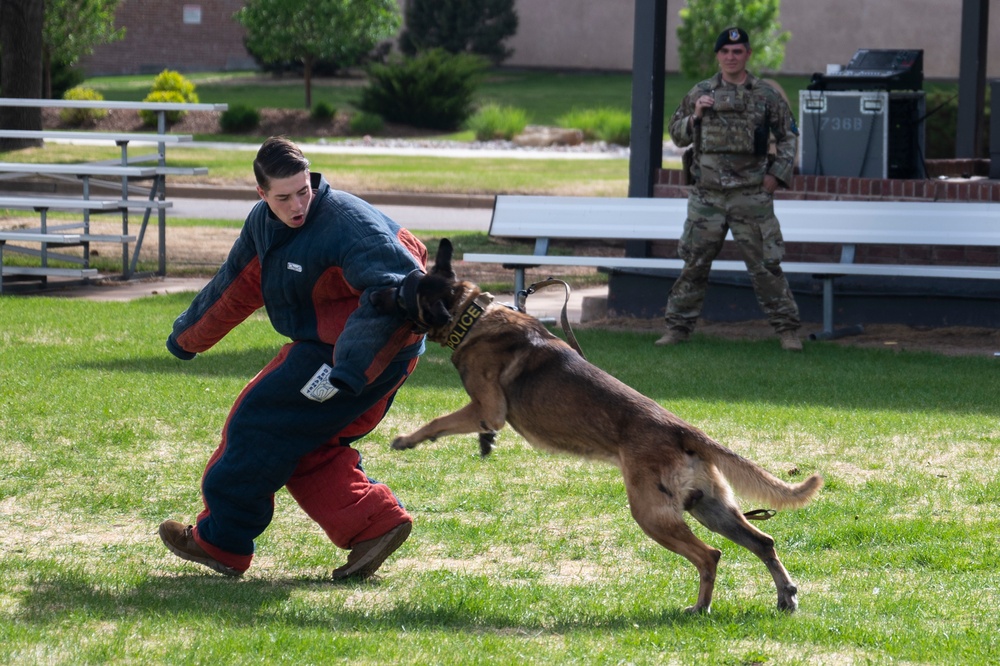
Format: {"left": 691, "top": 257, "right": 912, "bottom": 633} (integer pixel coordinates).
{"left": 700, "top": 86, "right": 766, "bottom": 156}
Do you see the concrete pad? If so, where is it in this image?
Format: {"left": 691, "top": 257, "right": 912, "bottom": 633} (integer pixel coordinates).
{"left": 41, "top": 276, "right": 209, "bottom": 301}
{"left": 492, "top": 285, "right": 607, "bottom": 324}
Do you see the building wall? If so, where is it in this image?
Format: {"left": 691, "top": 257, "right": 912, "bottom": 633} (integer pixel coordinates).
{"left": 82, "top": 0, "right": 999, "bottom": 79}
{"left": 503, "top": 0, "right": 999, "bottom": 79}
{"left": 503, "top": 0, "right": 678, "bottom": 72}
{"left": 82, "top": 0, "right": 255, "bottom": 76}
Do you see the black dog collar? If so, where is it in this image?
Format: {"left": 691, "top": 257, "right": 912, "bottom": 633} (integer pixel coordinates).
{"left": 445, "top": 294, "right": 494, "bottom": 350}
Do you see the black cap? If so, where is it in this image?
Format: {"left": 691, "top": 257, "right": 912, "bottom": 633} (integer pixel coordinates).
{"left": 714, "top": 27, "right": 750, "bottom": 52}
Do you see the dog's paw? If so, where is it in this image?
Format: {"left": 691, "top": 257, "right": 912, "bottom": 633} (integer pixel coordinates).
{"left": 478, "top": 431, "right": 496, "bottom": 457}
{"left": 391, "top": 436, "right": 416, "bottom": 450}
{"left": 777, "top": 585, "right": 799, "bottom": 613}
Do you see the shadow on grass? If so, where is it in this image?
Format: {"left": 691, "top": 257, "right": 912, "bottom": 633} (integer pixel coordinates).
{"left": 13, "top": 568, "right": 764, "bottom": 634}
{"left": 78, "top": 348, "right": 278, "bottom": 378}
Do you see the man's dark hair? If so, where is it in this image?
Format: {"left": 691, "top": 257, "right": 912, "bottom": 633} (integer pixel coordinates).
{"left": 253, "top": 136, "right": 310, "bottom": 190}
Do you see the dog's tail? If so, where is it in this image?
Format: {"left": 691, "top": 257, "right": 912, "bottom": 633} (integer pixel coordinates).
{"left": 686, "top": 432, "right": 823, "bottom": 510}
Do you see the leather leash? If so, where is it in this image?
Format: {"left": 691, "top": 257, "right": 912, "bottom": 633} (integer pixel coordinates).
{"left": 517, "top": 277, "right": 586, "bottom": 360}
{"left": 743, "top": 509, "right": 776, "bottom": 521}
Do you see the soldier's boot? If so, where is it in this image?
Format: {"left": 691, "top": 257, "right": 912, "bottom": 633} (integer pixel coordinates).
{"left": 654, "top": 328, "right": 691, "bottom": 346}
{"left": 779, "top": 331, "right": 803, "bottom": 352}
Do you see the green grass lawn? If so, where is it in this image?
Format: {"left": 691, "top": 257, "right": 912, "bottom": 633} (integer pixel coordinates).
{"left": 0, "top": 143, "right": 635, "bottom": 197}
{"left": 0, "top": 294, "right": 997, "bottom": 664}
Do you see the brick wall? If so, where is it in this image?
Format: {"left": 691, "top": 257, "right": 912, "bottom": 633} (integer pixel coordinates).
{"left": 82, "top": 0, "right": 254, "bottom": 76}
{"left": 653, "top": 164, "right": 1000, "bottom": 267}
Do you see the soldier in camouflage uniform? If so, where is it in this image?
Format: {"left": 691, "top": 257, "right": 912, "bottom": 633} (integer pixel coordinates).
{"left": 656, "top": 27, "right": 803, "bottom": 351}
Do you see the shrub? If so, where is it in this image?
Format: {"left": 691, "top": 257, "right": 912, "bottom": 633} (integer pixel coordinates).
{"left": 139, "top": 90, "right": 186, "bottom": 127}
{"left": 219, "top": 103, "right": 261, "bottom": 133}
{"left": 139, "top": 70, "right": 199, "bottom": 126}
{"left": 51, "top": 61, "right": 86, "bottom": 100}
{"left": 311, "top": 101, "right": 336, "bottom": 122}
{"left": 400, "top": 0, "right": 518, "bottom": 65}
{"left": 466, "top": 103, "right": 529, "bottom": 141}
{"left": 59, "top": 87, "right": 108, "bottom": 127}
{"left": 359, "top": 49, "right": 488, "bottom": 131}
{"left": 924, "top": 89, "right": 991, "bottom": 159}
{"left": 151, "top": 69, "right": 199, "bottom": 103}
{"left": 349, "top": 111, "right": 385, "bottom": 136}
{"left": 557, "top": 107, "right": 632, "bottom": 146}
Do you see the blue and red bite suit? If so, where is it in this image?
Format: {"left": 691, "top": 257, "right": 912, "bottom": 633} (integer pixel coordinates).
{"left": 166, "top": 172, "right": 426, "bottom": 574}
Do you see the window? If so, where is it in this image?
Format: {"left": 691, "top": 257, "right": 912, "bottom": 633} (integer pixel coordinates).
{"left": 183, "top": 5, "right": 202, "bottom": 25}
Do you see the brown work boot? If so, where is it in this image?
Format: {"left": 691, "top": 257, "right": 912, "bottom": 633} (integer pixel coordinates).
{"left": 779, "top": 331, "right": 803, "bottom": 352}
{"left": 158, "top": 520, "right": 242, "bottom": 577}
{"left": 654, "top": 329, "right": 690, "bottom": 346}
{"left": 331, "top": 521, "right": 412, "bottom": 581}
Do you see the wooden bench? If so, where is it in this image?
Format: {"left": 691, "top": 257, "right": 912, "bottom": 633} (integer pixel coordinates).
{"left": 463, "top": 195, "right": 1000, "bottom": 337}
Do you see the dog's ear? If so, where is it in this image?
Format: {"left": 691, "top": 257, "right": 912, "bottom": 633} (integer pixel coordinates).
{"left": 431, "top": 238, "right": 455, "bottom": 279}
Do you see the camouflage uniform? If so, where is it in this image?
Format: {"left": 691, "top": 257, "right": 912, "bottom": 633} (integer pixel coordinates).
{"left": 665, "top": 72, "right": 800, "bottom": 335}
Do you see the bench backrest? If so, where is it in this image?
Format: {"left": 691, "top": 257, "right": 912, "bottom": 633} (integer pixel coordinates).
{"left": 0, "top": 162, "right": 157, "bottom": 177}
{"left": 490, "top": 195, "right": 1000, "bottom": 248}
{"left": 489, "top": 195, "right": 687, "bottom": 240}
{"left": 0, "top": 197, "right": 123, "bottom": 211}
{"left": 0, "top": 130, "right": 193, "bottom": 143}
{"left": 776, "top": 200, "right": 999, "bottom": 246}
{"left": 0, "top": 98, "right": 227, "bottom": 112}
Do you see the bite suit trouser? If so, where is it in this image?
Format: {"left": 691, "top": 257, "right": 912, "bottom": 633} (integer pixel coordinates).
{"left": 191, "top": 340, "right": 417, "bottom": 573}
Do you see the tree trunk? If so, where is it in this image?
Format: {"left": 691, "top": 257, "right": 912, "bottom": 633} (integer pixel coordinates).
{"left": 43, "top": 47, "right": 53, "bottom": 100}
{"left": 0, "top": 0, "right": 45, "bottom": 151}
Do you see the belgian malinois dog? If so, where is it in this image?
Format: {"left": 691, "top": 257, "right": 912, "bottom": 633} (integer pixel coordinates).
{"left": 373, "top": 239, "right": 822, "bottom": 613}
